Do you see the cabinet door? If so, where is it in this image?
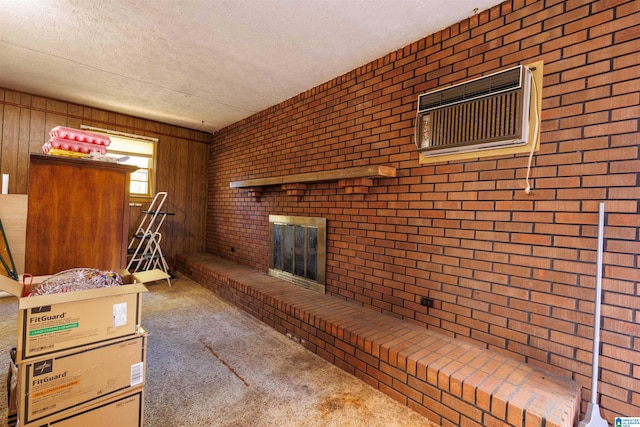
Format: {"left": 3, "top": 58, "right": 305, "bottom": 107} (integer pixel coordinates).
{"left": 25, "top": 154, "right": 136, "bottom": 275}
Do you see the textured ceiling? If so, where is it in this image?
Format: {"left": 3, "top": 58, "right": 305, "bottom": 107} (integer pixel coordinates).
{"left": 0, "top": 0, "right": 501, "bottom": 133}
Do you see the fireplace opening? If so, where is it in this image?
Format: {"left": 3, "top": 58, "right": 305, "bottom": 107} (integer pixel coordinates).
{"left": 268, "top": 215, "right": 326, "bottom": 293}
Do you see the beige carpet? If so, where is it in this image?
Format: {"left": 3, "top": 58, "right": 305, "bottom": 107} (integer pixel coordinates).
{"left": 0, "top": 273, "right": 437, "bottom": 426}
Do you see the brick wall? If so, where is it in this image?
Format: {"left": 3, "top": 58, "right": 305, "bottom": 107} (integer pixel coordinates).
{"left": 207, "top": 0, "right": 639, "bottom": 421}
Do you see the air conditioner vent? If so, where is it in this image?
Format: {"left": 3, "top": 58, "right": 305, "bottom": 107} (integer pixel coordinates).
{"left": 415, "top": 65, "right": 533, "bottom": 157}
{"left": 418, "top": 66, "right": 522, "bottom": 111}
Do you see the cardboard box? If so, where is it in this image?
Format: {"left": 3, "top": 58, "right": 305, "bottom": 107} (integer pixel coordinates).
{"left": 16, "top": 332, "right": 146, "bottom": 425}
{"left": 0, "top": 269, "right": 166, "bottom": 362}
{"left": 7, "top": 348, "right": 18, "bottom": 427}
{"left": 21, "top": 387, "right": 144, "bottom": 427}
{"left": 0, "top": 194, "right": 27, "bottom": 278}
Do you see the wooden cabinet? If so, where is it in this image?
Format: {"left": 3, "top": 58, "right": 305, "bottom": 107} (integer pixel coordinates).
{"left": 25, "top": 154, "right": 138, "bottom": 275}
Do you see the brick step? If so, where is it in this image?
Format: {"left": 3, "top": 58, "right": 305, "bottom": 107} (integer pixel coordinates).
{"left": 176, "top": 253, "right": 581, "bottom": 427}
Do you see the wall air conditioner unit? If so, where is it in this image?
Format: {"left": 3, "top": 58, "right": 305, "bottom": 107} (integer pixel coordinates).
{"left": 415, "top": 64, "right": 535, "bottom": 157}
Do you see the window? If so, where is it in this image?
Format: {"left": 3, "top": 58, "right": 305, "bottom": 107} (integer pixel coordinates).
{"left": 81, "top": 126, "right": 158, "bottom": 199}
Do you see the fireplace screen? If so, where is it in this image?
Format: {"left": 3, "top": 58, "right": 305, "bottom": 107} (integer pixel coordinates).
{"left": 269, "top": 215, "right": 326, "bottom": 293}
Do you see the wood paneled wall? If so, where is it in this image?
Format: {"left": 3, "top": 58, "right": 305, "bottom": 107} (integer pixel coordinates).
{"left": 0, "top": 88, "right": 210, "bottom": 271}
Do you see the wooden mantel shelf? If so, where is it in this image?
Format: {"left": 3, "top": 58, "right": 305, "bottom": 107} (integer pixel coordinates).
{"left": 230, "top": 165, "right": 396, "bottom": 189}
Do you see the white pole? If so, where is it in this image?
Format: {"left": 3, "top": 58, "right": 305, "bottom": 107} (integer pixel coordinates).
{"left": 578, "top": 202, "right": 607, "bottom": 427}
{"left": 591, "top": 202, "right": 604, "bottom": 403}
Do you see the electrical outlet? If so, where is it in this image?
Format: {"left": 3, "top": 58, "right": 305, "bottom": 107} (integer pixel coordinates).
{"left": 420, "top": 297, "right": 434, "bottom": 308}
